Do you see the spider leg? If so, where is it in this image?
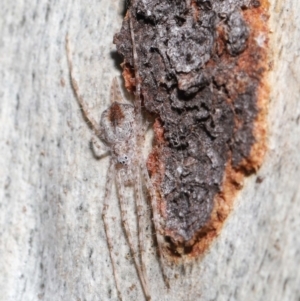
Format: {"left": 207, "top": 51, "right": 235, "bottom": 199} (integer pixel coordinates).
{"left": 102, "top": 160, "right": 123, "bottom": 301}
{"left": 140, "top": 162, "right": 170, "bottom": 289}
{"left": 116, "top": 169, "right": 151, "bottom": 301}
{"left": 128, "top": 11, "right": 142, "bottom": 125}
{"left": 129, "top": 7, "right": 170, "bottom": 290}
{"left": 133, "top": 165, "right": 150, "bottom": 294}
{"left": 65, "top": 34, "right": 102, "bottom": 136}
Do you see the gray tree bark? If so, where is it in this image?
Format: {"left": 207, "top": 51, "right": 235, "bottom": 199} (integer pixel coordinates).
{"left": 0, "top": 0, "right": 299, "bottom": 301}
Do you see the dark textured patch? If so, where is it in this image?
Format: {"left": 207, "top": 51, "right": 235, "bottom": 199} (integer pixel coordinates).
{"left": 114, "top": 0, "right": 269, "bottom": 255}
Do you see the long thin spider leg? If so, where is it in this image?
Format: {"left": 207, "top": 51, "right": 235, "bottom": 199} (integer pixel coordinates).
{"left": 128, "top": 12, "right": 142, "bottom": 127}
{"left": 116, "top": 170, "right": 151, "bottom": 301}
{"left": 102, "top": 160, "right": 123, "bottom": 301}
{"left": 133, "top": 165, "right": 149, "bottom": 291}
{"left": 140, "top": 162, "right": 170, "bottom": 289}
{"left": 129, "top": 6, "right": 170, "bottom": 290}
{"left": 65, "top": 34, "right": 102, "bottom": 136}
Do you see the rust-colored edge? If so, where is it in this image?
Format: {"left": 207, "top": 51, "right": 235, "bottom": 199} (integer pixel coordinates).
{"left": 121, "top": 1, "right": 271, "bottom": 261}
{"left": 188, "top": 1, "right": 271, "bottom": 259}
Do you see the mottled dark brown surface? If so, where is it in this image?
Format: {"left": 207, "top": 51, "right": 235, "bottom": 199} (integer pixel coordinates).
{"left": 114, "top": 0, "right": 269, "bottom": 254}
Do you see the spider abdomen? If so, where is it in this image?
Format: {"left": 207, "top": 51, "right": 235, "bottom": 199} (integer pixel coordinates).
{"left": 100, "top": 102, "right": 136, "bottom": 145}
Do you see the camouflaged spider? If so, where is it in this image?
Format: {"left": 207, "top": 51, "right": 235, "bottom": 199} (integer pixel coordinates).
{"left": 65, "top": 15, "right": 167, "bottom": 301}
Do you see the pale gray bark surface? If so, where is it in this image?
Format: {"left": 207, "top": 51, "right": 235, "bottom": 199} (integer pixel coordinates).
{"left": 0, "top": 1, "right": 299, "bottom": 301}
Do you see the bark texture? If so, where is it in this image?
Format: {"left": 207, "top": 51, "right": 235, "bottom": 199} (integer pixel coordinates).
{"left": 114, "top": 0, "right": 269, "bottom": 254}
{"left": 0, "top": 0, "right": 300, "bottom": 301}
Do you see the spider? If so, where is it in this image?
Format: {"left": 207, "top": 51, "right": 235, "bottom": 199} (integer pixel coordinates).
{"left": 65, "top": 13, "right": 167, "bottom": 301}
